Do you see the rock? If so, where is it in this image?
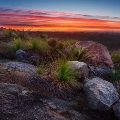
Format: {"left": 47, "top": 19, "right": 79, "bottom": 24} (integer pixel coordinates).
{"left": 113, "top": 100, "right": 120, "bottom": 120}
{"left": 84, "top": 77, "right": 119, "bottom": 111}
{"left": 67, "top": 41, "right": 114, "bottom": 68}
{"left": 0, "top": 83, "right": 92, "bottom": 120}
{"left": 67, "top": 61, "right": 88, "bottom": 79}
{"left": 28, "top": 76, "right": 82, "bottom": 101}
{"left": 88, "top": 65, "right": 112, "bottom": 80}
{"left": 15, "top": 49, "right": 27, "bottom": 61}
{"left": 2, "top": 61, "right": 37, "bottom": 75}
{"left": 0, "top": 83, "right": 28, "bottom": 95}
{"left": 0, "top": 61, "right": 37, "bottom": 86}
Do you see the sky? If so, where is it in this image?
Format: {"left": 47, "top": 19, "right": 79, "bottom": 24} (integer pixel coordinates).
{"left": 0, "top": 0, "right": 120, "bottom": 31}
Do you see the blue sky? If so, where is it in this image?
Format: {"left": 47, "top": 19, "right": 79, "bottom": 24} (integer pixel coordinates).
{"left": 0, "top": 0, "right": 120, "bottom": 17}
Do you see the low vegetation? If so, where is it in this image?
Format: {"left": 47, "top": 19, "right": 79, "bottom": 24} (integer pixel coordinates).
{"left": 55, "top": 60, "right": 75, "bottom": 82}
{"left": 13, "top": 38, "right": 25, "bottom": 50}
{"left": 111, "top": 49, "right": 120, "bottom": 68}
{"left": 37, "top": 65, "right": 44, "bottom": 75}
{"left": 0, "top": 28, "right": 120, "bottom": 89}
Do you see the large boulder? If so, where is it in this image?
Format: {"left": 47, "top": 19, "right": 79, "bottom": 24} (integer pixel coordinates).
{"left": 113, "top": 100, "right": 120, "bottom": 120}
{"left": 0, "top": 83, "right": 92, "bottom": 120}
{"left": 66, "top": 41, "right": 114, "bottom": 68}
{"left": 67, "top": 61, "right": 88, "bottom": 79}
{"left": 84, "top": 77, "right": 119, "bottom": 111}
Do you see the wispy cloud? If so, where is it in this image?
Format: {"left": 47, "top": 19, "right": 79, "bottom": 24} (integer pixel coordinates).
{"left": 0, "top": 7, "right": 120, "bottom": 31}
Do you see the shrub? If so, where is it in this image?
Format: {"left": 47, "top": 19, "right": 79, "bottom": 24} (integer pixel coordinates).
{"left": 28, "top": 38, "right": 50, "bottom": 52}
{"left": 54, "top": 60, "right": 76, "bottom": 82}
{"left": 16, "top": 29, "right": 25, "bottom": 40}
{"left": 111, "top": 49, "right": 120, "bottom": 68}
{"left": 13, "top": 38, "right": 24, "bottom": 50}
{"left": 29, "top": 38, "right": 40, "bottom": 51}
{"left": 67, "top": 47, "right": 92, "bottom": 61}
{"left": 0, "top": 42, "right": 15, "bottom": 59}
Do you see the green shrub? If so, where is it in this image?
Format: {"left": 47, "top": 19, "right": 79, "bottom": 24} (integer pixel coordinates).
{"left": 67, "top": 47, "right": 92, "bottom": 61}
{"left": 13, "top": 38, "right": 24, "bottom": 50}
{"left": 111, "top": 49, "right": 120, "bottom": 68}
{"left": 29, "top": 38, "right": 40, "bottom": 50}
{"left": 55, "top": 60, "right": 75, "bottom": 82}
{"left": 28, "top": 38, "right": 50, "bottom": 52}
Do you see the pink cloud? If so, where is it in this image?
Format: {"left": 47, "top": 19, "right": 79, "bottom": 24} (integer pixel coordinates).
{"left": 0, "top": 7, "right": 120, "bottom": 31}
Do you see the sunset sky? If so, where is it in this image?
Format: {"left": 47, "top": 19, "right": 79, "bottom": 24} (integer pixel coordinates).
{"left": 0, "top": 0, "right": 120, "bottom": 31}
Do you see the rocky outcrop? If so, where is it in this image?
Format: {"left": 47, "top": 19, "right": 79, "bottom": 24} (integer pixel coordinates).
{"left": 84, "top": 77, "right": 119, "bottom": 111}
{"left": 2, "top": 61, "right": 37, "bottom": 74}
{"left": 113, "top": 100, "right": 120, "bottom": 120}
{"left": 0, "top": 61, "right": 37, "bottom": 85}
{"left": 0, "top": 83, "right": 93, "bottom": 120}
{"left": 67, "top": 61, "right": 88, "bottom": 79}
{"left": 66, "top": 41, "right": 114, "bottom": 68}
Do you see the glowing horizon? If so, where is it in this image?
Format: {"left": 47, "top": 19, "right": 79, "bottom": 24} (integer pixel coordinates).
{"left": 0, "top": 7, "right": 120, "bottom": 32}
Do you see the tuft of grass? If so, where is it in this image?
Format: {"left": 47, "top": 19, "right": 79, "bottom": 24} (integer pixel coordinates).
{"left": 67, "top": 47, "right": 92, "bottom": 62}
{"left": 29, "top": 38, "right": 40, "bottom": 51}
{"left": 13, "top": 38, "right": 24, "bottom": 50}
{"left": 28, "top": 38, "right": 50, "bottom": 52}
{"left": 55, "top": 60, "right": 76, "bottom": 82}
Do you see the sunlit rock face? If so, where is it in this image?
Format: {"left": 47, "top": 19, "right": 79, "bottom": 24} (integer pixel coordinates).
{"left": 66, "top": 61, "right": 88, "bottom": 79}
{"left": 66, "top": 41, "right": 114, "bottom": 68}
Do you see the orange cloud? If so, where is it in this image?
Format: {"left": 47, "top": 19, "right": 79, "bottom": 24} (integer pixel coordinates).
{"left": 0, "top": 7, "right": 120, "bottom": 31}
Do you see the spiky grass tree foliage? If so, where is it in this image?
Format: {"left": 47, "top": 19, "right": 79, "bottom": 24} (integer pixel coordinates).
{"left": 13, "top": 38, "right": 24, "bottom": 50}
{"left": 28, "top": 38, "right": 50, "bottom": 52}
{"left": 29, "top": 38, "right": 40, "bottom": 51}
{"left": 56, "top": 60, "right": 75, "bottom": 82}
{"left": 67, "top": 47, "right": 92, "bottom": 62}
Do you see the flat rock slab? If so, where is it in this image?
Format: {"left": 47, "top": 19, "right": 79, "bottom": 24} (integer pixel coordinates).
{"left": 2, "top": 61, "right": 37, "bottom": 75}
{"left": 0, "top": 83, "right": 92, "bottom": 120}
